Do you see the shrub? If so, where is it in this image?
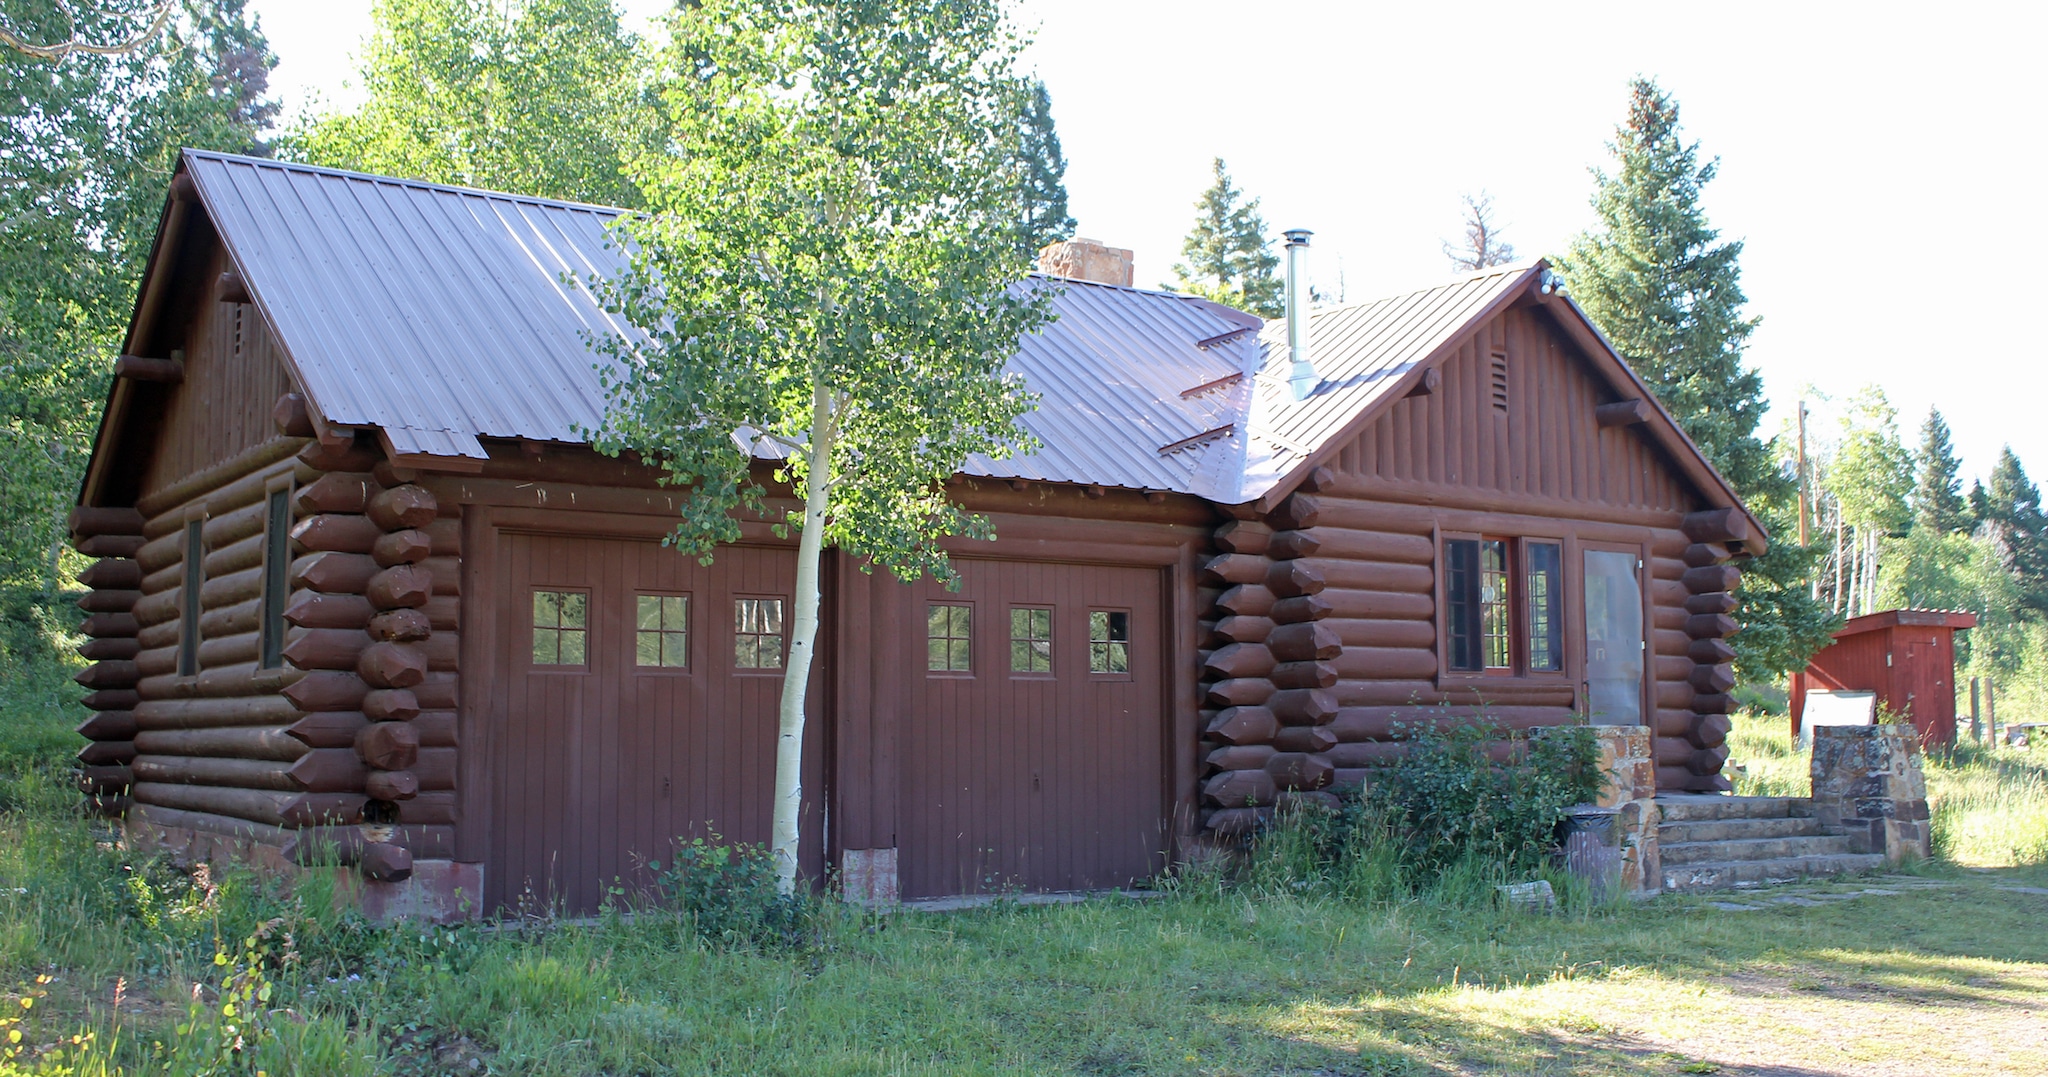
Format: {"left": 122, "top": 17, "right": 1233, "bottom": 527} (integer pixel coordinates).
{"left": 1240, "top": 718, "right": 1602, "bottom": 903}
{"left": 1371, "top": 719, "right": 1602, "bottom": 880}
{"left": 649, "top": 837, "right": 811, "bottom": 949}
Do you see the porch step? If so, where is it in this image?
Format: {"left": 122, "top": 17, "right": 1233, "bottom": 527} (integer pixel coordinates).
{"left": 1657, "top": 815, "right": 1826, "bottom": 844}
{"left": 1651, "top": 794, "right": 1881, "bottom": 892}
{"left": 1654, "top": 794, "right": 1812, "bottom": 822}
{"left": 1661, "top": 853, "right": 1886, "bottom": 893}
{"left": 1661, "top": 833, "right": 1859, "bottom": 866}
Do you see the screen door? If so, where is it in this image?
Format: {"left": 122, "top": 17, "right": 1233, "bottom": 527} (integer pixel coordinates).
{"left": 1583, "top": 549, "right": 1645, "bottom": 725}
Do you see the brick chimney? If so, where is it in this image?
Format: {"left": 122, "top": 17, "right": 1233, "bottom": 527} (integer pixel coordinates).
{"left": 1036, "top": 237, "right": 1134, "bottom": 287}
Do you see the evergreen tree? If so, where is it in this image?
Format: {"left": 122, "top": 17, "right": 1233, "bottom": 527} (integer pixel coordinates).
{"left": 0, "top": 2, "right": 275, "bottom": 648}
{"left": 1913, "top": 407, "right": 1970, "bottom": 534}
{"left": 1014, "top": 78, "right": 1074, "bottom": 254}
{"left": 287, "top": 0, "right": 648, "bottom": 208}
{"left": 1169, "top": 158, "right": 1281, "bottom": 317}
{"left": 1560, "top": 78, "right": 1835, "bottom": 679}
{"left": 1978, "top": 446, "right": 2048, "bottom": 617}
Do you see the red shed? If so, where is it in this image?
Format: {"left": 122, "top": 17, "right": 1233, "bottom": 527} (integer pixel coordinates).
{"left": 1792, "top": 609, "right": 1976, "bottom": 746}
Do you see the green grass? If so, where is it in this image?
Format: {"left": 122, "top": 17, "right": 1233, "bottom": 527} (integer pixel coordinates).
{"left": 6, "top": 676, "right": 2048, "bottom": 1075}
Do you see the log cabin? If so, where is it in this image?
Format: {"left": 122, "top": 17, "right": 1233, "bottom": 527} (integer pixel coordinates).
{"left": 68, "top": 152, "right": 1763, "bottom": 916}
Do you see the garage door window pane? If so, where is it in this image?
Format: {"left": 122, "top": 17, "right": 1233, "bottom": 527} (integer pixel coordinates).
{"left": 533, "top": 591, "right": 588, "bottom": 666}
{"left": 928, "top": 604, "right": 972, "bottom": 672}
{"left": 1089, "top": 610, "right": 1129, "bottom": 674}
{"left": 637, "top": 594, "right": 689, "bottom": 668}
{"left": 1010, "top": 607, "right": 1052, "bottom": 673}
{"left": 735, "top": 598, "right": 785, "bottom": 669}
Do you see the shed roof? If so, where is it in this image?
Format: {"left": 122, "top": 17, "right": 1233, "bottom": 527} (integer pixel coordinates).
{"left": 91, "top": 150, "right": 1760, "bottom": 529}
{"left": 1836, "top": 609, "right": 1980, "bottom": 636}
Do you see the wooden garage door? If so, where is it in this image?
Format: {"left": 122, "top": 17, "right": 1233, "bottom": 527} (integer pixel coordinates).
{"left": 484, "top": 532, "right": 824, "bottom": 914}
{"left": 900, "top": 559, "right": 1166, "bottom": 899}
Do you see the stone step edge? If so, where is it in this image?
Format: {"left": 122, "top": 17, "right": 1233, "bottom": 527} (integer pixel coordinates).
{"left": 1657, "top": 819, "right": 1831, "bottom": 840}
{"left": 1660, "top": 853, "right": 1887, "bottom": 892}
{"left": 1660, "top": 837, "right": 1860, "bottom": 866}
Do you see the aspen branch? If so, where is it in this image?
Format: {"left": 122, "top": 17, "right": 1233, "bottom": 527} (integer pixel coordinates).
{"left": 0, "top": 0, "right": 177, "bottom": 61}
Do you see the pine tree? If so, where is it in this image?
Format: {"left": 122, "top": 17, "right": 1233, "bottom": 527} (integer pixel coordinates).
{"left": 1978, "top": 447, "right": 2048, "bottom": 617}
{"left": 1014, "top": 78, "right": 1074, "bottom": 254}
{"left": 1913, "top": 407, "right": 1970, "bottom": 534}
{"left": 1169, "top": 158, "right": 1281, "bottom": 318}
{"left": 1560, "top": 78, "right": 1836, "bottom": 678}
{"left": 1443, "top": 191, "right": 1517, "bottom": 272}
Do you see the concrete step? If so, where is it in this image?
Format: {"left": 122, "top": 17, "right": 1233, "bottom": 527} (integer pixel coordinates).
{"left": 1655, "top": 795, "right": 1813, "bottom": 823}
{"left": 1658, "top": 816, "right": 1828, "bottom": 844}
{"left": 1661, "top": 834, "right": 1859, "bottom": 866}
{"left": 1662, "top": 853, "right": 1886, "bottom": 893}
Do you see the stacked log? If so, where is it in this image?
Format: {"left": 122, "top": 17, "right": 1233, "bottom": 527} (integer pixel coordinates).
{"left": 99, "top": 402, "right": 455, "bottom": 878}
{"left": 1669, "top": 509, "right": 1745, "bottom": 793}
{"left": 1200, "top": 478, "right": 1341, "bottom": 837}
{"left": 123, "top": 432, "right": 311, "bottom": 844}
{"left": 72, "top": 506, "right": 147, "bottom": 814}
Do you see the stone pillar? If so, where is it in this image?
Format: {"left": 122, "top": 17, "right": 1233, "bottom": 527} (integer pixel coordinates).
{"left": 1559, "top": 726, "right": 1660, "bottom": 897}
{"left": 1810, "top": 724, "right": 1931, "bottom": 864}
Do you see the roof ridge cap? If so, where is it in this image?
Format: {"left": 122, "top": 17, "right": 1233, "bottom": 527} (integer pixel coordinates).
{"left": 181, "top": 148, "right": 631, "bottom": 216}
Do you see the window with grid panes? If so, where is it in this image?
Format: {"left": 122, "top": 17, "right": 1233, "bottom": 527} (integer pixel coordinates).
{"left": 928, "top": 604, "right": 972, "bottom": 672}
{"left": 1526, "top": 542, "right": 1564, "bottom": 672}
{"left": 1478, "top": 538, "right": 1510, "bottom": 669}
{"left": 734, "top": 598, "right": 785, "bottom": 669}
{"left": 636, "top": 594, "right": 689, "bottom": 668}
{"left": 532, "top": 591, "right": 588, "bottom": 666}
{"left": 1089, "top": 610, "right": 1129, "bottom": 673}
{"left": 1010, "top": 607, "right": 1052, "bottom": 673}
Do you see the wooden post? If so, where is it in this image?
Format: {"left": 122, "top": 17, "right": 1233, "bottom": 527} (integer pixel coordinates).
{"left": 1970, "top": 677, "right": 1981, "bottom": 743}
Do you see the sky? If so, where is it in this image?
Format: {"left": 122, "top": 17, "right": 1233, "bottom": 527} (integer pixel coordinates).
{"left": 249, "top": 0, "right": 2047, "bottom": 487}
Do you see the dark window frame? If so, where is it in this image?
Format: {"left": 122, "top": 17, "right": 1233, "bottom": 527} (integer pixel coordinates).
{"left": 1008, "top": 605, "right": 1054, "bottom": 677}
{"left": 1525, "top": 540, "right": 1565, "bottom": 674}
{"left": 1087, "top": 608, "right": 1132, "bottom": 677}
{"left": 530, "top": 588, "right": 591, "bottom": 670}
{"left": 1441, "top": 532, "right": 1572, "bottom": 682}
{"left": 634, "top": 592, "right": 692, "bottom": 672}
{"left": 927, "top": 602, "right": 974, "bottom": 675}
{"left": 732, "top": 594, "right": 787, "bottom": 672}
{"left": 178, "top": 510, "right": 206, "bottom": 678}
{"left": 258, "top": 476, "right": 293, "bottom": 670}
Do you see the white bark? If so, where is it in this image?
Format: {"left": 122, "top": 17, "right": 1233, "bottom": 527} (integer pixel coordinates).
{"left": 770, "top": 383, "right": 835, "bottom": 894}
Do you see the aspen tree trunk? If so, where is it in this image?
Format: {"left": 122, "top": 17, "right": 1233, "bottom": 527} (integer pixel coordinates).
{"left": 771, "top": 383, "right": 835, "bottom": 894}
{"left": 1843, "top": 518, "right": 1859, "bottom": 618}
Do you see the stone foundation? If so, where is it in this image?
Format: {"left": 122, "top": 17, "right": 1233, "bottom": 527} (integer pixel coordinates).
{"left": 127, "top": 814, "right": 481, "bottom": 923}
{"left": 1559, "top": 727, "right": 1660, "bottom": 897}
{"left": 346, "top": 860, "right": 482, "bottom": 923}
{"left": 1810, "top": 724, "right": 1931, "bottom": 865}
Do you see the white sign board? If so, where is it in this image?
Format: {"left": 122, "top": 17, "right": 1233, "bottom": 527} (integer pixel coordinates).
{"left": 1799, "top": 689, "right": 1877, "bottom": 749}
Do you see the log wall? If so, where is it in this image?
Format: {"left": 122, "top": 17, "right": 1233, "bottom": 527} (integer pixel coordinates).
{"left": 1195, "top": 302, "right": 1754, "bottom": 814}
{"left": 78, "top": 410, "right": 460, "bottom": 878}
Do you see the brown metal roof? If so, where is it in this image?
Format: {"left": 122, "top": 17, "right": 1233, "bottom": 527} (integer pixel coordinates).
{"left": 143, "top": 153, "right": 1759, "bottom": 528}
{"left": 1241, "top": 263, "right": 1533, "bottom": 498}
{"left": 178, "top": 151, "right": 1265, "bottom": 496}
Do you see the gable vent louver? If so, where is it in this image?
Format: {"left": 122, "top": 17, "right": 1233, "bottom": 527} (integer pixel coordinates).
{"left": 1489, "top": 351, "right": 1509, "bottom": 413}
